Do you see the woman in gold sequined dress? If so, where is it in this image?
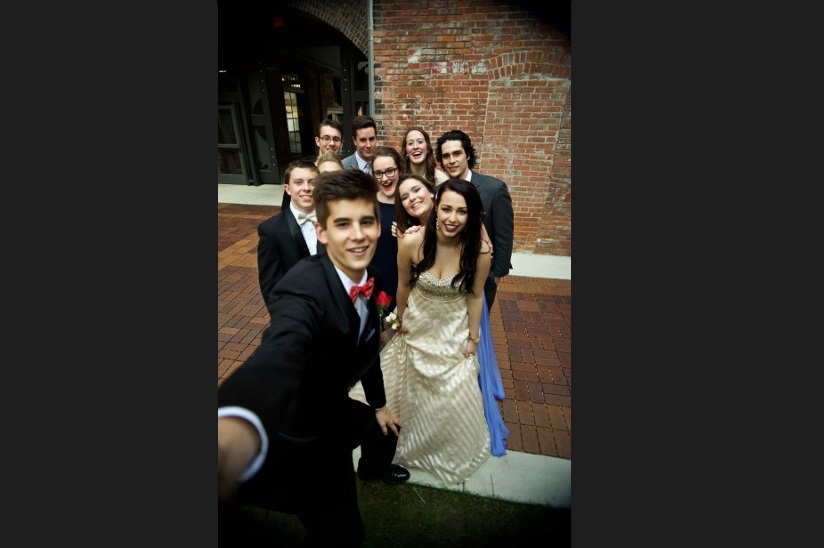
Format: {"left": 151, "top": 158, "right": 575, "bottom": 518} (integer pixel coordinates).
{"left": 378, "top": 178, "right": 492, "bottom": 483}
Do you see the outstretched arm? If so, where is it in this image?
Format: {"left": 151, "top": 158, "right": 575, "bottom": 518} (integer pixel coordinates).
{"left": 217, "top": 417, "right": 262, "bottom": 503}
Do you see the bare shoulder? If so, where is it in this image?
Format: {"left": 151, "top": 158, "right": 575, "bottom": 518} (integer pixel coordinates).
{"left": 399, "top": 226, "right": 425, "bottom": 263}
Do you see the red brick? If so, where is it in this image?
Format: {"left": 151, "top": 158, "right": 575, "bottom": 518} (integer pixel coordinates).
{"left": 536, "top": 426, "right": 557, "bottom": 456}
{"left": 532, "top": 403, "right": 551, "bottom": 428}
{"left": 520, "top": 425, "right": 540, "bottom": 454}
{"left": 553, "top": 430, "right": 571, "bottom": 459}
{"left": 547, "top": 405, "right": 569, "bottom": 431}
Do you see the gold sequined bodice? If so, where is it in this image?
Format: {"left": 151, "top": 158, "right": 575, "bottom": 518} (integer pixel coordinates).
{"left": 415, "top": 270, "right": 466, "bottom": 302}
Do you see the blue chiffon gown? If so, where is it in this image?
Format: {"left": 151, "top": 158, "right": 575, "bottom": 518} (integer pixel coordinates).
{"left": 478, "top": 293, "right": 509, "bottom": 456}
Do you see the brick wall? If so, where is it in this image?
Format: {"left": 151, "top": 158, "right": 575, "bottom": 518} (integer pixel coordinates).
{"left": 281, "top": 0, "right": 571, "bottom": 257}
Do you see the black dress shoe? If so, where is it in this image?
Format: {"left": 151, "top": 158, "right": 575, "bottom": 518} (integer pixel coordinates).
{"left": 358, "top": 464, "right": 410, "bottom": 485}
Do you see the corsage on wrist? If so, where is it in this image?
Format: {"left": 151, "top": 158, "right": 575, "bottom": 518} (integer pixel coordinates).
{"left": 385, "top": 311, "right": 402, "bottom": 331}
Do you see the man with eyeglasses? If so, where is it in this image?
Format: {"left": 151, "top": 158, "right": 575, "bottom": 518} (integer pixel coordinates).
{"left": 315, "top": 118, "right": 344, "bottom": 159}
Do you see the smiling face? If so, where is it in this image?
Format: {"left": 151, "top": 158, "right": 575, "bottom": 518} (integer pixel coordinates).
{"left": 372, "top": 154, "right": 399, "bottom": 200}
{"left": 404, "top": 130, "right": 429, "bottom": 168}
{"left": 284, "top": 166, "right": 318, "bottom": 214}
{"left": 435, "top": 189, "right": 468, "bottom": 239}
{"left": 353, "top": 126, "right": 377, "bottom": 162}
{"left": 398, "top": 177, "right": 434, "bottom": 222}
{"left": 316, "top": 197, "right": 380, "bottom": 283}
{"left": 439, "top": 140, "right": 470, "bottom": 180}
{"left": 315, "top": 126, "right": 342, "bottom": 156}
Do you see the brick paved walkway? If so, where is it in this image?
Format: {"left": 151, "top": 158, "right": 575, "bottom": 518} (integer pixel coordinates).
{"left": 218, "top": 202, "right": 571, "bottom": 460}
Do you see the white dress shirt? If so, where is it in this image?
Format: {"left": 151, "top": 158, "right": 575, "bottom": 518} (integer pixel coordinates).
{"left": 354, "top": 153, "right": 372, "bottom": 175}
{"left": 289, "top": 204, "right": 318, "bottom": 255}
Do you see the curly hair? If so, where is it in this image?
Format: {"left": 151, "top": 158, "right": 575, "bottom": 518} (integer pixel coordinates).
{"left": 436, "top": 129, "right": 476, "bottom": 170}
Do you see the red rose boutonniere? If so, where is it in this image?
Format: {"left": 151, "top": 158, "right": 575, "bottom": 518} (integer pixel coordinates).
{"left": 376, "top": 291, "right": 392, "bottom": 332}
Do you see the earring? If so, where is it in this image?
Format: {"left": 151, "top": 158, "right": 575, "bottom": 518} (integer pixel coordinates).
{"left": 435, "top": 219, "right": 440, "bottom": 231}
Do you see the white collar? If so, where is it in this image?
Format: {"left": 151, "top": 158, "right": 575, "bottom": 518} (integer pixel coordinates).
{"left": 355, "top": 153, "right": 371, "bottom": 171}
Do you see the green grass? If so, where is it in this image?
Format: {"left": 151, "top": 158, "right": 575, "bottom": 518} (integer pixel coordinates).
{"left": 232, "top": 478, "right": 571, "bottom": 546}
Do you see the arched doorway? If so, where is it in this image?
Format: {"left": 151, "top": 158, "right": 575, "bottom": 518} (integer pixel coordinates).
{"left": 218, "top": 3, "right": 368, "bottom": 185}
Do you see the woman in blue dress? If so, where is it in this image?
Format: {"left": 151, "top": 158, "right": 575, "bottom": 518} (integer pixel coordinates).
{"left": 368, "top": 146, "right": 403, "bottom": 318}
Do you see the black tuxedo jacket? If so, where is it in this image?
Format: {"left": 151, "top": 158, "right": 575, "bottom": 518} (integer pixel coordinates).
{"left": 219, "top": 254, "right": 386, "bottom": 446}
{"left": 257, "top": 209, "right": 324, "bottom": 317}
{"left": 470, "top": 171, "right": 514, "bottom": 279}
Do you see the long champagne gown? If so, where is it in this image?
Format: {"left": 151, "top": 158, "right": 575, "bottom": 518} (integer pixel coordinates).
{"left": 350, "top": 270, "right": 495, "bottom": 483}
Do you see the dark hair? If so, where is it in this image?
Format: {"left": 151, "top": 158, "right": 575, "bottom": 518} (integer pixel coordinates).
{"left": 351, "top": 115, "right": 376, "bottom": 134}
{"left": 394, "top": 173, "right": 436, "bottom": 234}
{"left": 436, "top": 129, "right": 476, "bottom": 170}
{"left": 371, "top": 146, "right": 403, "bottom": 178}
{"left": 412, "top": 178, "right": 484, "bottom": 294}
{"left": 313, "top": 169, "right": 379, "bottom": 227}
{"left": 401, "top": 126, "right": 439, "bottom": 184}
{"left": 316, "top": 118, "right": 343, "bottom": 137}
{"left": 284, "top": 158, "right": 319, "bottom": 184}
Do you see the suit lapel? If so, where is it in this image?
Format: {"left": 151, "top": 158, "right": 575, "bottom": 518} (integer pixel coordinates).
{"left": 359, "top": 266, "right": 381, "bottom": 346}
{"left": 358, "top": 295, "right": 378, "bottom": 346}
{"left": 320, "top": 255, "right": 360, "bottom": 339}
{"left": 286, "top": 212, "right": 311, "bottom": 257}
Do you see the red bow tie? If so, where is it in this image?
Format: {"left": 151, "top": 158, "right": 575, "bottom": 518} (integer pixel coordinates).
{"left": 349, "top": 277, "right": 375, "bottom": 303}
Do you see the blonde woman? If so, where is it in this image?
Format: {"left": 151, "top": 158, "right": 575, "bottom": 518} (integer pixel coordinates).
{"left": 316, "top": 152, "right": 344, "bottom": 173}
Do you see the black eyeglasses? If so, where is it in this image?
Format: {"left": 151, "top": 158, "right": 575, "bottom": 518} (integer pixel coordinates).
{"left": 320, "top": 136, "right": 342, "bottom": 143}
{"left": 374, "top": 167, "right": 397, "bottom": 179}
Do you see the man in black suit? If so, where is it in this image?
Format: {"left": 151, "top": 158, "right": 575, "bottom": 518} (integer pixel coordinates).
{"left": 280, "top": 119, "right": 344, "bottom": 210}
{"left": 219, "top": 169, "right": 410, "bottom": 547}
{"left": 436, "top": 129, "right": 515, "bottom": 310}
{"left": 257, "top": 159, "right": 325, "bottom": 318}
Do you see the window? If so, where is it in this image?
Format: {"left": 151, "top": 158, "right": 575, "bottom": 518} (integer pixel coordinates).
{"left": 283, "top": 73, "right": 303, "bottom": 155}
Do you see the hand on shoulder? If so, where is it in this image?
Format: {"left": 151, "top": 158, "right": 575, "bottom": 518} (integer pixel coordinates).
{"left": 399, "top": 226, "right": 425, "bottom": 247}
